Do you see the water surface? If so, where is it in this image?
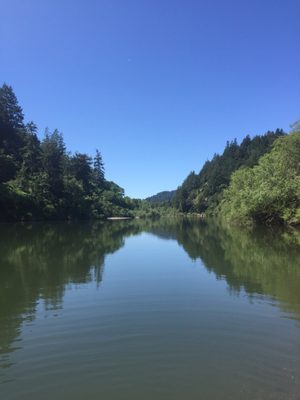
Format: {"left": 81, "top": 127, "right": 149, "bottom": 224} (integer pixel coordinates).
{"left": 0, "top": 218, "right": 300, "bottom": 399}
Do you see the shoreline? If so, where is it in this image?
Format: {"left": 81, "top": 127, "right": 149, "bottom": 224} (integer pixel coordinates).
{"left": 107, "top": 217, "right": 133, "bottom": 220}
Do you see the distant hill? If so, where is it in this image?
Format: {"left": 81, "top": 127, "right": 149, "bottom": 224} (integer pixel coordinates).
{"left": 146, "top": 190, "right": 176, "bottom": 204}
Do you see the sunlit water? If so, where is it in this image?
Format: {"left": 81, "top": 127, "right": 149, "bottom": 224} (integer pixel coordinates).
{"left": 0, "top": 218, "right": 300, "bottom": 400}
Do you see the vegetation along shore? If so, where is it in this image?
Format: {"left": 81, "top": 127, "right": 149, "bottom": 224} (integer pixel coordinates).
{"left": 0, "top": 83, "right": 299, "bottom": 226}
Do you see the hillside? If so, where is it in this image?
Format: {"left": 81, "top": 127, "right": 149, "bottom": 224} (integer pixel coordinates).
{"left": 221, "top": 131, "right": 300, "bottom": 225}
{"left": 146, "top": 190, "right": 176, "bottom": 205}
{"left": 173, "top": 130, "right": 286, "bottom": 214}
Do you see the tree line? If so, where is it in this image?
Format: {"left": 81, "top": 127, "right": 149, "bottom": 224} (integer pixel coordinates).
{"left": 173, "top": 129, "right": 286, "bottom": 213}
{"left": 221, "top": 130, "right": 300, "bottom": 225}
{"left": 1, "top": 83, "right": 299, "bottom": 225}
{"left": 0, "top": 83, "right": 139, "bottom": 221}
{"left": 150, "top": 126, "right": 300, "bottom": 225}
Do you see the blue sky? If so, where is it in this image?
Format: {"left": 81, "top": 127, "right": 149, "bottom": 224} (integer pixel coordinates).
{"left": 1, "top": 0, "right": 299, "bottom": 198}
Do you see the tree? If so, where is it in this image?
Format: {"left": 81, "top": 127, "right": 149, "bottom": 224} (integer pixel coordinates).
{"left": 93, "top": 149, "right": 105, "bottom": 187}
{"left": 0, "top": 150, "right": 16, "bottom": 183}
{"left": 69, "top": 152, "right": 93, "bottom": 194}
{"left": 18, "top": 122, "right": 42, "bottom": 190}
{"left": 0, "top": 83, "right": 135, "bottom": 221}
{"left": 0, "top": 84, "right": 24, "bottom": 129}
{"left": 173, "top": 130, "right": 286, "bottom": 214}
{"left": 41, "top": 129, "right": 66, "bottom": 200}
{"left": 221, "top": 132, "right": 300, "bottom": 225}
{"left": 0, "top": 84, "right": 25, "bottom": 166}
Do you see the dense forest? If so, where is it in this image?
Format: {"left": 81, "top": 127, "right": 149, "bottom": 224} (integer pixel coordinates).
{"left": 221, "top": 131, "right": 300, "bottom": 225}
{"left": 0, "top": 84, "right": 140, "bottom": 221}
{"left": 146, "top": 190, "right": 176, "bottom": 205}
{"left": 1, "top": 83, "right": 299, "bottom": 225}
{"left": 169, "top": 128, "right": 300, "bottom": 225}
{"left": 173, "top": 130, "right": 286, "bottom": 212}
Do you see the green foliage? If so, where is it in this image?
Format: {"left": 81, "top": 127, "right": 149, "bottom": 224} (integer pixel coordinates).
{"left": 0, "top": 150, "right": 17, "bottom": 183}
{"left": 0, "top": 84, "right": 26, "bottom": 180}
{"left": 93, "top": 149, "right": 105, "bottom": 187}
{"left": 69, "top": 152, "right": 93, "bottom": 194}
{"left": 1, "top": 83, "right": 297, "bottom": 226}
{"left": 221, "top": 132, "right": 300, "bottom": 225}
{"left": 0, "top": 83, "right": 24, "bottom": 129}
{"left": 0, "top": 84, "right": 137, "bottom": 221}
{"left": 146, "top": 190, "right": 176, "bottom": 205}
{"left": 173, "top": 130, "right": 286, "bottom": 214}
{"left": 17, "top": 122, "right": 42, "bottom": 191}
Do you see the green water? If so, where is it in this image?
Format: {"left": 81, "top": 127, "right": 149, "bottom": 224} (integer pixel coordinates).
{"left": 0, "top": 218, "right": 300, "bottom": 399}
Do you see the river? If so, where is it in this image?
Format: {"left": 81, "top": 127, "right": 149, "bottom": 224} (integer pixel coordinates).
{"left": 0, "top": 218, "right": 300, "bottom": 399}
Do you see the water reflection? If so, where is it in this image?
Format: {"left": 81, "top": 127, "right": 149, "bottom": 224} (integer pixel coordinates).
{"left": 142, "top": 218, "right": 300, "bottom": 315}
{"left": 0, "top": 221, "right": 137, "bottom": 367}
{"left": 0, "top": 218, "right": 300, "bottom": 376}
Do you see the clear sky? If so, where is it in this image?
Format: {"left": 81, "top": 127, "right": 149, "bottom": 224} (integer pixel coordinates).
{"left": 1, "top": 0, "right": 299, "bottom": 198}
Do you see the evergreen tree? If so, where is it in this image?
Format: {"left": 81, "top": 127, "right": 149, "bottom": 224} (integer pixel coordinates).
{"left": 0, "top": 84, "right": 135, "bottom": 221}
{"left": 0, "top": 84, "right": 24, "bottom": 129}
{"left": 0, "top": 150, "right": 16, "bottom": 183}
{"left": 0, "top": 84, "right": 25, "bottom": 167}
{"left": 70, "top": 152, "right": 93, "bottom": 194}
{"left": 41, "top": 129, "right": 66, "bottom": 200}
{"left": 18, "top": 122, "right": 42, "bottom": 190}
{"left": 173, "top": 130, "right": 286, "bottom": 214}
{"left": 93, "top": 149, "right": 105, "bottom": 187}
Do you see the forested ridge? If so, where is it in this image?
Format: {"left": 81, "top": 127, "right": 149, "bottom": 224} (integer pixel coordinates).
{"left": 170, "top": 127, "right": 300, "bottom": 225}
{"left": 173, "top": 130, "right": 286, "bottom": 212}
{"left": 1, "top": 83, "right": 299, "bottom": 225}
{"left": 221, "top": 131, "right": 300, "bottom": 225}
{"left": 0, "top": 84, "right": 139, "bottom": 221}
{"left": 146, "top": 190, "right": 176, "bottom": 205}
